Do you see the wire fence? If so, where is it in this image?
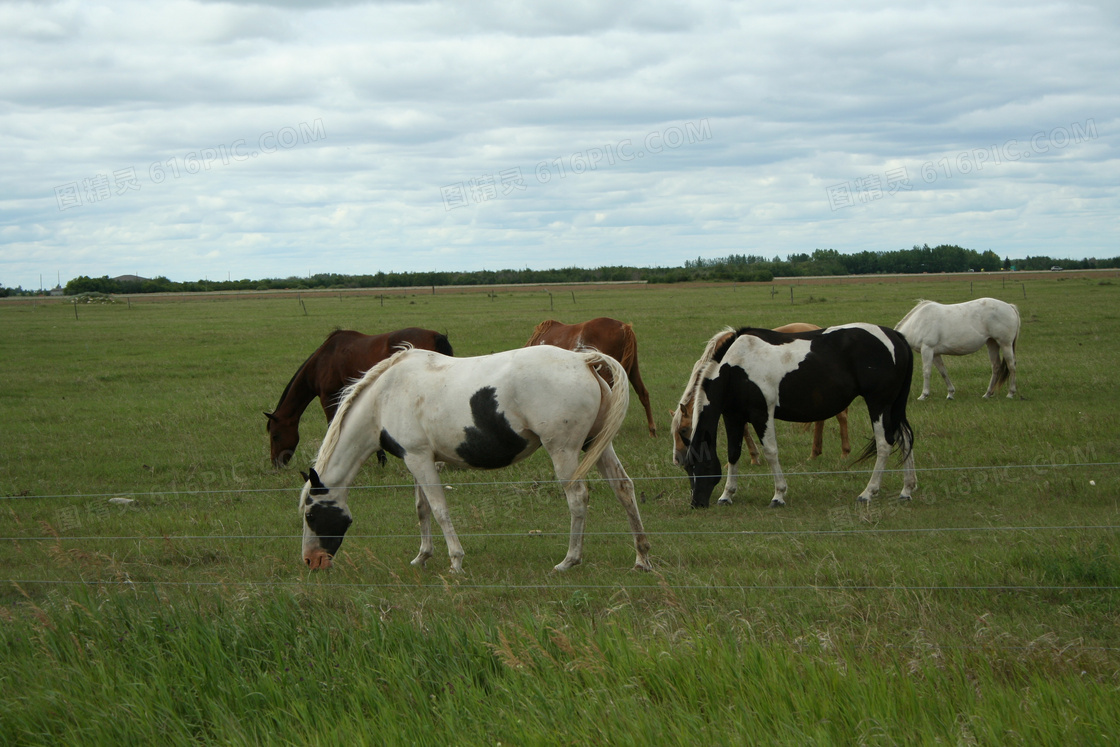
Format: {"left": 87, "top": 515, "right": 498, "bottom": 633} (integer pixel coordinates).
{"left": 2, "top": 459, "right": 1117, "bottom": 598}
{"left": 3, "top": 459, "right": 1115, "bottom": 503}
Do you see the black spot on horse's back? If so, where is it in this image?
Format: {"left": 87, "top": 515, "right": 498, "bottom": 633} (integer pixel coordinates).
{"left": 455, "top": 386, "right": 529, "bottom": 469}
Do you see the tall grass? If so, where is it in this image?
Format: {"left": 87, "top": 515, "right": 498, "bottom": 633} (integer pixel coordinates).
{"left": 2, "top": 275, "right": 1119, "bottom": 742}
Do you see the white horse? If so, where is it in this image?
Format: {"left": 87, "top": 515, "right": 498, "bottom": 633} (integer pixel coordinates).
{"left": 297, "top": 345, "right": 652, "bottom": 574}
{"left": 895, "top": 298, "right": 1020, "bottom": 400}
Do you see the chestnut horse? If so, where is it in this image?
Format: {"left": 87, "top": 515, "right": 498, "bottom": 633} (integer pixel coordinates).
{"left": 265, "top": 328, "right": 453, "bottom": 467}
{"left": 526, "top": 317, "right": 657, "bottom": 437}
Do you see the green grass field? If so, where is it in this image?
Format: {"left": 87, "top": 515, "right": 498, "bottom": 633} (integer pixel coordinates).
{"left": 2, "top": 274, "right": 1118, "bottom": 744}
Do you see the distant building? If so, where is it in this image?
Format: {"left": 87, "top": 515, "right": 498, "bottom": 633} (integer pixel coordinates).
{"left": 49, "top": 285, "right": 64, "bottom": 296}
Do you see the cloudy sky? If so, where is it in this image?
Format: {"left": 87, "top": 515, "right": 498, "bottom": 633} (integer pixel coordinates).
{"left": 1, "top": 0, "right": 1117, "bottom": 289}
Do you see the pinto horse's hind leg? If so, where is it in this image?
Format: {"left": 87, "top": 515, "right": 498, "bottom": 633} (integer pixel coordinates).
{"left": 900, "top": 430, "right": 917, "bottom": 501}
{"left": 546, "top": 448, "right": 590, "bottom": 571}
{"left": 596, "top": 444, "right": 652, "bottom": 571}
{"left": 405, "top": 456, "right": 465, "bottom": 573}
{"left": 857, "top": 418, "right": 900, "bottom": 502}
{"left": 411, "top": 482, "right": 434, "bottom": 568}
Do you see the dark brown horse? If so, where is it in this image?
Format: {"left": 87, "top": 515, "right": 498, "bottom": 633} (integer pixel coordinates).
{"left": 526, "top": 317, "right": 656, "bottom": 437}
{"left": 266, "top": 328, "right": 453, "bottom": 467}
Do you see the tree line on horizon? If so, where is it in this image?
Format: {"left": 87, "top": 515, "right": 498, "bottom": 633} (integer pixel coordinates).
{"left": 3, "top": 244, "right": 1116, "bottom": 297}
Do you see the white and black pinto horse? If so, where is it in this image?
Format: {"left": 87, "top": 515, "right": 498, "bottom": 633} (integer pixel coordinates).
{"left": 895, "top": 297, "right": 1020, "bottom": 400}
{"left": 298, "top": 345, "right": 652, "bottom": 573}
{"left": 672, "top": 324, "right": 917, "bottom": 509}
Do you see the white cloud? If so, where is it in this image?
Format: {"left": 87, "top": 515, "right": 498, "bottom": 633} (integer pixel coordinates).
{"left": 1, "top": 0, "right": 1118, "bottom": 288}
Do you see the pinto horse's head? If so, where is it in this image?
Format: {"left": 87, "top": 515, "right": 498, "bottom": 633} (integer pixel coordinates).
{"left": 298, "top": 468, "right": 353, "bottom": 569}
{"left": 265, "top": 412, "right": 299, "bottom": 468}
{"left": 671, "top": 394, "right": 721, "bottom": 508}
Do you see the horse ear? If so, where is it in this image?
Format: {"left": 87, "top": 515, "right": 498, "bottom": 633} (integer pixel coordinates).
{"left": 264, "top": 412, "right": 277, "bottom": 422}
{"left": 306, "top": 468, "right": 329, "bottom": 496}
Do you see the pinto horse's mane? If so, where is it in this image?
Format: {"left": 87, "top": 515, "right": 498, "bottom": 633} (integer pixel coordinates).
{"left": 679, "top": 327, "right": 739, "bottom": 409}
{"left": 314, "top": 343, "right": 413, "bottom": 469}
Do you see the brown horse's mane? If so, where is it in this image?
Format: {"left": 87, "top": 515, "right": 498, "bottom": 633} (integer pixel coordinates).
{"left": 273, "top": 328, "right": 346, "bottom": 412}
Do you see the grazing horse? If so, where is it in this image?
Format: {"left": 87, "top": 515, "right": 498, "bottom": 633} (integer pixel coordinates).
{"left": 526, "top": 317, "right": 657, "bottom": 437}
{"left": 298, "top": 345, "right": 652, "bottom": 573}
{"left": 741, "top": 323, "right": 851, "bottom": 462}
{"left": 265, "top": 328, "right": 453, "bottom": 468}
{"left": 895, "top": 298, "right": 1020, "bottom": 400}
{"left": 672, "top": 324, "right": 916, "bottom": 509}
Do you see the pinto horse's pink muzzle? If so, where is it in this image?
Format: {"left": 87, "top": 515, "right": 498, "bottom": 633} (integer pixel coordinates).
{"left": 304, "top": 548, "right": 334, "bottom": 570}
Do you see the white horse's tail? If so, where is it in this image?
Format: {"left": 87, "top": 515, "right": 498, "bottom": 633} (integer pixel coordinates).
{"left": 571, "top": 351, "right": 630, "bottom": 482}
{"left": 994, "top": 302, "right": 1022, "bottom": 390}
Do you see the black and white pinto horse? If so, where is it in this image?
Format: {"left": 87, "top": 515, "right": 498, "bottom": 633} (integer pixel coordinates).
{"left": 298, "top": 345, "right": 652, "bottom": 573}
{"left": 895, "top": 298, "right": 1020, "bottom": 400}
{"left": 672, "top": 324, "right": 917, "bottom": 509}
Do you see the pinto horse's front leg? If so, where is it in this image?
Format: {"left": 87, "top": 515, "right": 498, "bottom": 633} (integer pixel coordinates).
{"left": 718, "top": 415, "right": 747, "bottom": 505}
{"left": 405, "top": 456, "right": 465, "bottom": 573}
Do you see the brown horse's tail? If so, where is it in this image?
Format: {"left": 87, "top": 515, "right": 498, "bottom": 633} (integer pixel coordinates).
{"left": 525, "top": 319, "right": 557, "bottom": 347}
{"left": 618, "top": 322, "right": 638, "bottom": 372}
{"left": 571, "top": 351, "right": 630, "bottom": 483}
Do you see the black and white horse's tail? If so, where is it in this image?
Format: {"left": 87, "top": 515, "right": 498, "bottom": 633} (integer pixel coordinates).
{"left": 857, "top": 335, "right": 915, "bottom": 463}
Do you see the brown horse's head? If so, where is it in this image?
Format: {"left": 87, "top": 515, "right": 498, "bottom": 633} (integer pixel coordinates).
{"left": 265, "top": 412, "right": 299, "bottom": 468}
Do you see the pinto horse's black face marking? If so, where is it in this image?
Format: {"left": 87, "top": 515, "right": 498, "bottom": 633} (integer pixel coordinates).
{"left": 455, "top": 386, "right": 529, "bottom": 469}
{"left": 304, "top": 501, "right": 352, "bottom": 556}
{"left": 300, "top": 468, "right": 353, "bottom": 558}
{"left": 683, "top": 404, "right": 723, "bottom": 508}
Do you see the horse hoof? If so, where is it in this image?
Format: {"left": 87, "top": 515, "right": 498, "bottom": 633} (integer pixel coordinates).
{"left": 634, "top": 559, "right": 653, "bottom": 572}
{"left": 717, "top": 498, "right": 733, "bottom": 506}
{"left": 856, "top": 495, "right": 870, "bottom": 503}
{"left": 769, "top": 498, "right": 785, "bottom": 508}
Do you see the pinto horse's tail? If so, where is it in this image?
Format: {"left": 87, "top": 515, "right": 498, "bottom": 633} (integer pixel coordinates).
{"left": 571, "top": 351, "right": 630, "bottom": 482}
{"left": 857, "top": 332, "right": 915, "bottom": 464}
